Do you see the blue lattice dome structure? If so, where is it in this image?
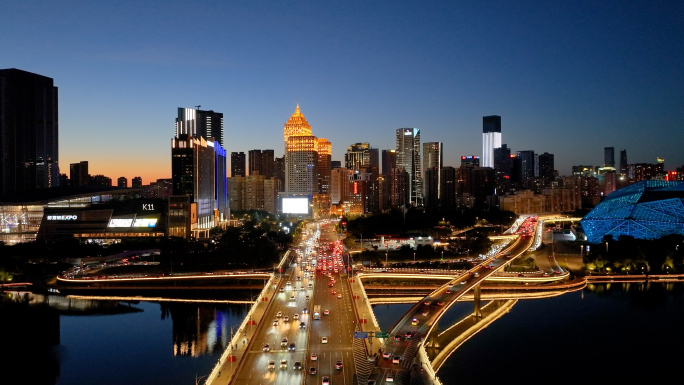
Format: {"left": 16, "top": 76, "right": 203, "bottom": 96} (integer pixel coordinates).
{"left": 581, "top": 181, "right": 684, "bottom": 244}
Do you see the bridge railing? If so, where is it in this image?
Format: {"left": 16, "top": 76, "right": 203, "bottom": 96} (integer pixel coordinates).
{"left": 204, "top": 272, "right": 277, "bottom": 385}
{"left": 417, "top": 341, "right": 443, "bottom": 385}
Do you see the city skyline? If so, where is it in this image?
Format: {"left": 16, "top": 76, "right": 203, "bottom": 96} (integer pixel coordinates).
{"left": 2, "top": 1, "right": 683, "bottom": 184}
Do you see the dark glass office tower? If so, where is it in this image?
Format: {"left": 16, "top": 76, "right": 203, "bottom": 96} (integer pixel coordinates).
{"left": 619, "top": 149, "right": 628, "bottom": 174}
{"left": 604, "top": 147, "right": 615, "bottom": 168}
{"left": 0, "top": 69, "right": 59, "bottom": 195}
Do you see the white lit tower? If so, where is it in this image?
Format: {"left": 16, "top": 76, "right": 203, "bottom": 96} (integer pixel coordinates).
{"left": 482, "top": 115, "right": 501, "bottom": 168}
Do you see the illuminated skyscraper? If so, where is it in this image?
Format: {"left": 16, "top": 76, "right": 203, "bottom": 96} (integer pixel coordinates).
{"left": 171, "top": 107, "right": 228, "bottom": 238}
{"left": 283, "top": 104, "right": 332, "bottom": 198}
{"left": 482, "top": 115, "right": 501, "bottom": 168}
{"left": 396, "top": 128, "right": 422, "bottom": 206}
{"left": 0, "top": 69, "right": 59, "bottom": 195}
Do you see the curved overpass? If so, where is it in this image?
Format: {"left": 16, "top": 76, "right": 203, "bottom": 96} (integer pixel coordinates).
{"left": 377, "top": 230, "right": 538, "bottom": 384}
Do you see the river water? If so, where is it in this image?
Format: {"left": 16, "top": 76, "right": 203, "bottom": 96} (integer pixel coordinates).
{"left": 4, "top": 282, "right": 683, "bottom": 384}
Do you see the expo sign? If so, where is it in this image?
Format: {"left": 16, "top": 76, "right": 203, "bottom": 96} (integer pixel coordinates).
{"left": 47, "top": 214, "right": 78, "bottom": 221}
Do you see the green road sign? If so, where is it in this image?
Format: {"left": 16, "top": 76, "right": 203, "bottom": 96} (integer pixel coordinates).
{"left": 375, "top": 332, "right": 389, "bottom": 338}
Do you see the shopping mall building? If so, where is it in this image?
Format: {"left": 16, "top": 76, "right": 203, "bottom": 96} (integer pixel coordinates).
{"left": 0, "top": 186, "right": 167, "bottom": 245}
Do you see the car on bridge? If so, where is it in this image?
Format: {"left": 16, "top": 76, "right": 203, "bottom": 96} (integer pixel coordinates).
{"left": 268, "top": 360, "right": 276, "bottom": 370}
{"left": 392, "top": 356, "right": 401, "bottom": 364}
{"left": 337, "top": 294, "right": 342, "bottom": 299}
{"left": 279, "top": 360, "right": 287, "bottom": 370}
{"left": 276, "top": 311, "right": 283, "bottom": 318}
{"left": 324, "top": 309, "right": 330, "bottom": 315}
{"left": 273, "top": 319, "right": 279, "bottom": 326}
{"left": 300, "top": 322, "right": 306, "bottom": 329}
{"left": 310, "top": 353, "right": 318, "bottom": 361}
{"left": 321, "top": 337, "right": 328, "bottom": 343}
{"left": 335, "top": 360, "right": 343, "bottom": 369}
{"left": 386, "top": 374, "right": 395, "bottom": 382}
{"left": 309, "top": 367, "right": 317, "bottom": 374}
{"left": 288, "top": 343, "right": 296, "bottom": 351}
{"left": 284, "top": 316, "right": 289, "bottom": 322}
{"left": 382, "top": 351, "right": 392, "bottom": 359}
{"left": 263, "top": 343, "right": 271, "bottom": 352}
{"left": 293, "top": 314, "right": 299, "bottom": 320}
{"left": 322, "top": 376, "right": 330, "bottom": 385}
{"left": 394, "top": 334, "right": 402, "bottom": 341}
{"left": 294, "top": 361, "right": 302, "bottom": 370}
{"left": 281, "top": 338, "right": 288, "bottom": 347}
{"left": 411, "top": 318, "right": 419, "bottom": 325}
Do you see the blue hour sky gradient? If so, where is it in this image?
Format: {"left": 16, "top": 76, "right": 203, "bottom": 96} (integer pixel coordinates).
{"left": 2, "top": 0, "right": 682, "bottom": 183}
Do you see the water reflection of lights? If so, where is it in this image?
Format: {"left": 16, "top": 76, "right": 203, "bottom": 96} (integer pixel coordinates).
{"left": 65, "top": 295, "right": 254, "bottom": 304}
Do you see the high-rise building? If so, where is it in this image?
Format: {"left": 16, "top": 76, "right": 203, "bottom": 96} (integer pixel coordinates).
{"left": 516, "top": 150, "right": 535, "bottom": 185}
{"left": 171, "top": 107, "right": 228, "bottom": 237}
{"left": 440, "top": 166, "right": 456, "bottom": 209}
{"left": 175, "top": 107, "right": 224, "bottom": 147}
{"left": 482, "top": 115, "right": 501, "bottom": 168}
{"left": 0, "top": 69, "right": 59, "bottom": 195}
{"left": 619, "top": 149, "right": 628, "bottom": 175}
{"left": 345, "top": 143, "right": 379, "bottom": 173}
{"left": 330, "top": 168, "right": 353, "bottom": 205}
{"left": 248, "top": 150, "right": 263, "bottom": 176}
{"left": 396, "top": 128, "right": 422, "bottom": 206}
{"left": 132, "top": 176, "right": 143, "bottom": 189}
{"left": 494, "top": 144, "right": 513, "bottom": 193}
{"left": 248, "top": 149, "right": 274, "bottom": 177}
{"left": 423, "top": 167, "right": 440, "bottom": 208}
{"left": 604, "top": 147, "right": 615, "bottom": 168}
{"left": 231, "top": 152, "right": 246, "bottom": 177}
{"left": 117, "top": 177, "right": 128, "bottom": 188}
{"left": 537, "top": 152, "right": 555, "bottom": 187}
{"left": 422, "top": 142, "right": 442, "bottom": 200}
{"left": 381, "top": 149, "right": 396, "bottom": 176}
{"left": 274, "top": 156, "right": 285, "bottom": 190}
{"left": 283, "top": 105, "right": 332, "bottom": 215}
{"left": 331, "top": 161, "right": 342, "bottom": 169}
{"left": 70, "top": 161, "right": 89, "bottom": 186}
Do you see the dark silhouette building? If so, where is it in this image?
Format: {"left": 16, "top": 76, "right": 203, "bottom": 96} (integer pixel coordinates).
{"left": 248, "top": 149, "right": 275, "bottom": 177}
{"left": 604, "top": 147, "right": 615, "bottom": 168}
{"left": 538, "top": 152, "right": 555, "bottom": 187}
{"left": 231, "top": 152, "right": 246, "bottom": 177}
{"left": 0, "top": 69, "right": 59, "bottom": 195}
{"left": 69, "top": 161, "right": 89, "bottom": 186}
{"left": 381, "top": 149, "right": 397, "bottom": 176}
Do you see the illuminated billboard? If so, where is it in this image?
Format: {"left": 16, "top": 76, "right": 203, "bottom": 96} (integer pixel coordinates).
{"left": 108, "top": 218, "right": 133, "bottom": 228}
{"left": 133, "top": 218, "right": 158, "bottom": 228}
{"left": 281, "top": 196, "right": 311, "bottom": 214}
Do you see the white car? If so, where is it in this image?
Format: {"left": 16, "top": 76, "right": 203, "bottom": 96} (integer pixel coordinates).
{"left": 310, "top": 353, "right": 318, "bottom": 361}
{"left": 321, "top": 337, "right": 328, "bottom": 344}
{"left": 293, "top": 314, "right": 299, "bottom": 320}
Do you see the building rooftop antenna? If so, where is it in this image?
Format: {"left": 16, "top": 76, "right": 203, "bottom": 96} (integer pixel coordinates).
{"left": 195, "top": 105, "right": 201, "bottom": 110}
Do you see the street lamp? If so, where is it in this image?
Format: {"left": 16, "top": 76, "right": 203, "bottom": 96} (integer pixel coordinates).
{"left": 413, "top": 252, "right": 416, "bottom": 263}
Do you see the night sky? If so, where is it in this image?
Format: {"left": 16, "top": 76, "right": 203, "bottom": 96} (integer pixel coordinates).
{"left": 2, "top": 0, "right": 682, "bottom": 183}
